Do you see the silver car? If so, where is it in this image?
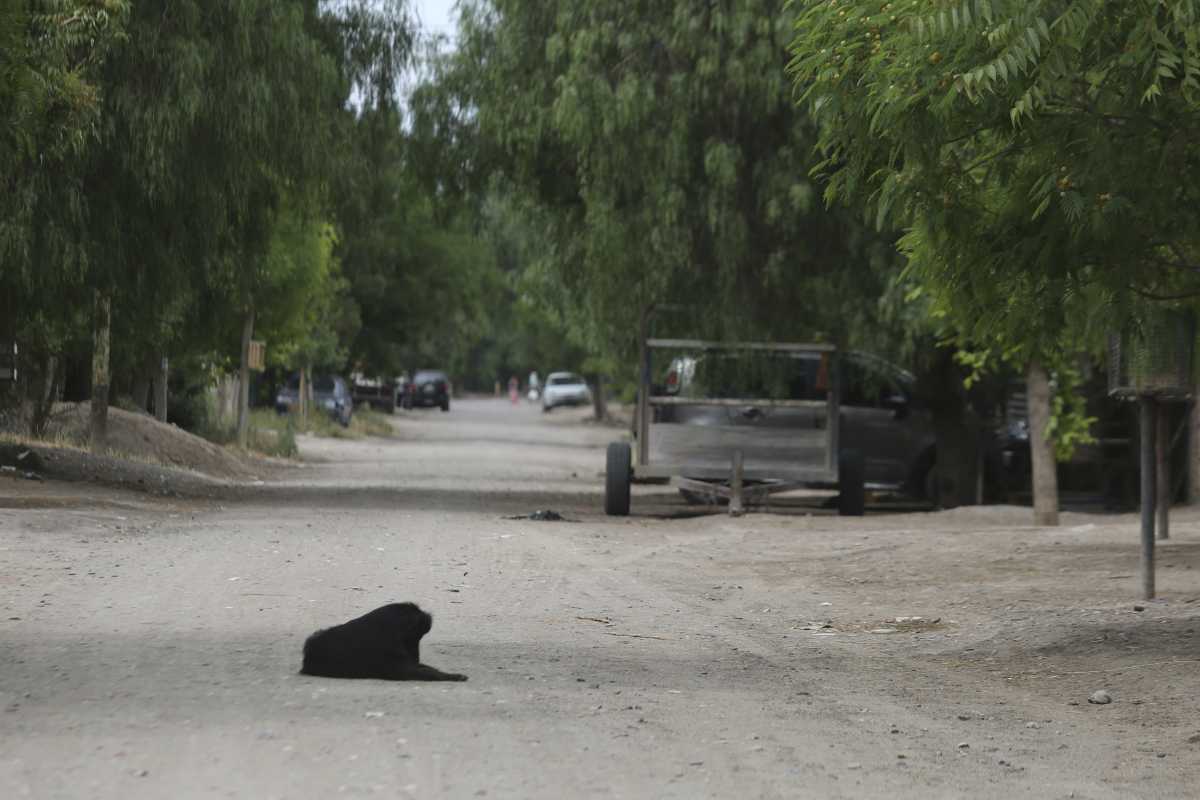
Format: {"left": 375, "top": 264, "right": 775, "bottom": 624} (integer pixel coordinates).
{"left": 542, "top": 372, "right": 591, "bottom": 411}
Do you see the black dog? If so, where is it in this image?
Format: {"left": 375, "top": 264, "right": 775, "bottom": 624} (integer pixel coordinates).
{"left": 300, "top": 602, "right": 467, "bottom": 681}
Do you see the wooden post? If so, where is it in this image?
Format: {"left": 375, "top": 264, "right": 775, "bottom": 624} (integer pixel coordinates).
{"left": 1140, "top": 397, "right": 1157, "bottom": 600}
{"left": 1026, "top": 360, "right": 1059, "bottom": 526}
{"left": 729, "top": 450, "right": 745, "bottom": 517}
{"left": 236, "top": 308, "right": 254, "bottom": 448}
{"left": 1157, "top": 401, "right": 1170, "bottom": 540}
{"left": 592, "top": 374, "right": 608, "bottom": 421}
{"left": 90, "top": 289, "right": 111, "bottom": 454}
{"left": 155, "top": 355, "right": 168, "bottom": 423}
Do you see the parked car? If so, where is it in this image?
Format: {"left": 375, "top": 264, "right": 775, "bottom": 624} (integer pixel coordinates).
{"left": 275, "top": 374, "right": 354, "bottom": 426}
{"left": 351, "top": 374, "right": 398, "bottom": 414}
{"left": 542, "top": 372, "right": 592, "bottom": 411}
{"left": 404, "top": 369, "right": 451, "bottom": 411}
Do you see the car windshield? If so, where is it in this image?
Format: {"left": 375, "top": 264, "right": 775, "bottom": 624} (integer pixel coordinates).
{"left": 548, "top": 374, "right": 580, "bottom": 386}
{"left": 415, "top": 371, "right": 445, "bottom": 382}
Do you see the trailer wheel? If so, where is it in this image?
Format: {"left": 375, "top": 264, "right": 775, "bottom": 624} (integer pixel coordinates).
{"left": 605, "top": 442, "right": 632, "bottom": 516}
{"left": 838, "top": 449, "right": 865, "bottom": 517}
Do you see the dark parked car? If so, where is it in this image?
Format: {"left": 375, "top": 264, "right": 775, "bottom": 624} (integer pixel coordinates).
{"left": 403, "top": 370, "right": 450, "bottom": 412}
{"left": 275, "top": 374, "right": 354, "bottom": 426}
{"left": 659, "top": 350, "right": 937, "bottom": 500}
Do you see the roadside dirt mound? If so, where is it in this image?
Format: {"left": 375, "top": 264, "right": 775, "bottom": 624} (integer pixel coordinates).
{"left": 44, "top": 402, "right": 259, "bottom": 481}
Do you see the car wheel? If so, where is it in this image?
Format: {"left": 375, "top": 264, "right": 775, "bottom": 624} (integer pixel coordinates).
{"left": 542, "top": 403, "right": 552, "bottom": 413}
{"left": 837, "top": 449, "right": 865, "bottom": 516}
{"left": 605, "top": 442, "right": 632, "bottom": 516}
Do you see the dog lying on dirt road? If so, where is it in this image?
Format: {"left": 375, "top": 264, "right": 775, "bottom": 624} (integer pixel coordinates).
{"left": 300, "top": 602, "right": 468, "bottom": 681}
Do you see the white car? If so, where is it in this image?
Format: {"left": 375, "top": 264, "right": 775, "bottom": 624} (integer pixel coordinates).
{"left": 542, "top": 372, "right": 591, "bottom": 411}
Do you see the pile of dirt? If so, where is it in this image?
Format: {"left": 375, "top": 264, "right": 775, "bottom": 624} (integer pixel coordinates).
{"left": 42, "top": 402, "right": 260, "bottom": 481}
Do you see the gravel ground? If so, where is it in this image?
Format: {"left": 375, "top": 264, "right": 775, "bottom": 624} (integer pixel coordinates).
{"left": 2, "top": 397, "right": 1199, "bottom": 799}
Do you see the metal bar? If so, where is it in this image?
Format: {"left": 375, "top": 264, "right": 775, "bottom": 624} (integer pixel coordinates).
{"left": 648, "top": 396, "right": 829, "bottom": 409}
{"left": 729, "top": 450, "right": 745, "bottom": 517}
{"left": 637, "top": 308, "right": 651, "bottom": 467}
{"left": 1157, "top": 401, "right": 1170, "bottom": 541}
{"left": 1140, "top": 397, "right": 1157, "bottom": 600}
{"left": 645, "top": 338, "right": 837, "bottom": 353}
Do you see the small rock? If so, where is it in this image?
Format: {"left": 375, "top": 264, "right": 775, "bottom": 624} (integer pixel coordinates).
{"left": 1187, "top": 733, "right": 1200, "bottom": 744}
{"left": 364, "top": 711, "right": 385, "bottom": 719}
{"left": 1156, "top": 753, "right": 1167, "bottom": 759}
{"left": 1025, "top": 722, "right": 1040, "bottom": 729}
{"left": 957, "top": 742, "right": 970, "bottom": 750}
{"left": 1088, "top": 690, "right": 1113, "bottom": 705}
{"left": 956, "top": 714, "right": 972, "bottom": 721}
{"left": 1133, "top": 605, "right": 1146, "bottom": 612}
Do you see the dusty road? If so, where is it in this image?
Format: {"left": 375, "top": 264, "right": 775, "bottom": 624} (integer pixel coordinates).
{"left": 3, "top": 397, "right": 1200, "bottom": 799}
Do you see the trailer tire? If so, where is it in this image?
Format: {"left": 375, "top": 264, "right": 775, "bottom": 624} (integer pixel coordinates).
{"left": 605, "top": 442, "right": 632, "bottom": 516}
{"left": 838, "top": 449, "right": 865, "bottom": 517}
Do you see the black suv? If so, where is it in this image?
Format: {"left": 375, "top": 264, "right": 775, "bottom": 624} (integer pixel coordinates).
{"left": 403, "top": 370, "right": 451, "bottom": 412}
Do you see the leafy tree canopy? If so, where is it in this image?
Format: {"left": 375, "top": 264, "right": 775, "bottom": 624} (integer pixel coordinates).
{"left": 789, "top": 0, "right": 1200, "bottom": 360}
{"left": 417, "top": 0, "right": 901, "bottom": 361}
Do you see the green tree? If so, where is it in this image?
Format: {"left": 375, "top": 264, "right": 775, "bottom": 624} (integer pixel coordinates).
{"left": 79, "top": 0, "right": 343, "bottom": 448}
{"left": 0, "top": 1, "right": 128, "bottom": 434}
{"left": 789, "top": 0, "right": 1200, "bottom": 521}
{"left": 418, "top": 0, "right": 901, "bottom": 356}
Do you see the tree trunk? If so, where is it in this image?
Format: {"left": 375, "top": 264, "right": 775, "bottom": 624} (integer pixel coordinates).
{"left": 90, "top": 289, "right": 111, "bottom": 453}
{"left": 1026, "top": 359, "right": 1059, "bottom": 526}
{"left": 154, "top": 354, "right": 168, "bottom": 423}
{"left": 591, "top": 374, "right": 608, "bottom": 421}
{"left": 30, "top": 353, "right": 59, "bottom": 437}
{"left": 299, "top": 366, "right": 308, "bottom": 426}
{"left": 236, "top": 307, "right": 254, "bottom": 448}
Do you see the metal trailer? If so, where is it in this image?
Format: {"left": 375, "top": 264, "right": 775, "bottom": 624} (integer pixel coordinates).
{"left": 604, "top": 335, "right": 865, "bottom": 517}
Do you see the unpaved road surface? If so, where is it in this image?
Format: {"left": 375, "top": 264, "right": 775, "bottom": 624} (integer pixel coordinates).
{"left": 3, "top": 398, "right": 1200, "bottom": 799}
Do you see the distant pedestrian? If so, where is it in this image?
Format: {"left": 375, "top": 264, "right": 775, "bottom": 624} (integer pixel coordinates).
{"left": 508, "top": 376, "right": 520, "bottom": 405}
{"left": 528, "top": 370, "right": 540, "bottom": 402}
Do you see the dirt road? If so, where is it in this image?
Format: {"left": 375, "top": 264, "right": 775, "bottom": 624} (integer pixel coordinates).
{"left": 3, "top": 398, "right": 1199, "bottom": 798}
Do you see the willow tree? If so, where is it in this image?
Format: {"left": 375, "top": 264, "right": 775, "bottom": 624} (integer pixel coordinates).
{"left": 790, "top": 0, "right": 1200, "bottom": 523}
{"left": 0, "top": 2, "right": 128, "bottom": 434}
{"left": 418, "top": 0, "right": 899, "bottom": 356}
{"left": 82, "top": 0, "right": 343, "bottom": 449}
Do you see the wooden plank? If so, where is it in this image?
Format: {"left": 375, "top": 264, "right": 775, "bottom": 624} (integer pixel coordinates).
{"left": 649, "top": 396, "right": 828, "bottom": 409}
{"left": 646, "top": 338, "right": 836, "bottom": 353}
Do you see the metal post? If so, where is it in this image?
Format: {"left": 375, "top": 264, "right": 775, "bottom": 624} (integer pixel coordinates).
{"left": 1139, "top": 397, "right": 1157, "bottom": 600}
{"left": 1157, "top": 401, "right": 1170, "bottom": 540}
{"left": 729, "top": 450, "right": 744, "bottom": 517}
{"left": 636, "top": 307, "right": 652, "bottom": 467}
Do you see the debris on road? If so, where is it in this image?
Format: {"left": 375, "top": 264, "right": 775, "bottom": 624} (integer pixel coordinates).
{"left": 504, "top": 509, "right": 576, "bottom": 522}
{"left": 1088, "top": 690, "right": 1113, "bottom": 705}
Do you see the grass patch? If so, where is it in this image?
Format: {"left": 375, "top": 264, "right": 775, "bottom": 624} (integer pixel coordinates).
{"left": 245, "top": 407, "right": 395, "bottom": 452}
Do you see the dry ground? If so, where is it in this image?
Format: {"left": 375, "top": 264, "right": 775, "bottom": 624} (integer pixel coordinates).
{"left": 2, "top": 397, "right": 1198, "bottom": 799}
